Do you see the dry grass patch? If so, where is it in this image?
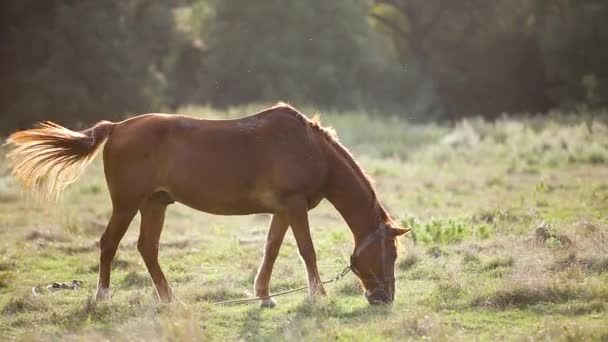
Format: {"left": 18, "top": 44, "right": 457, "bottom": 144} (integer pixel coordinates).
{"left": 471, "top": 281, "right": 578, "bottom": 309}
{"left": 0, "top": 258, "right": 16, "bottom": 271}
{"left": 194, "top": 287, "right": 245, "bottom": 303}
{"left": 398, "top": 252, "right": 420, "bottom": 271}
{"left": 120, "top": 271, "right": 150, "bottom": 288}
{"left": 552, "top": 252, "right": 608, "bottom": 274}
{"left": 334, "top": 277, "right": 362, "bottom": 296}
{"left": 381, "top": 310, "right": 454, "bottom": 340}
{"left": 535, "top": 318, "right": 608, "bottom": 341}
{"left": 483, "top": 256, "right": 514, "bottom": 270}
{"left": 1, "top": 293, "right": 48, "bottom": 316}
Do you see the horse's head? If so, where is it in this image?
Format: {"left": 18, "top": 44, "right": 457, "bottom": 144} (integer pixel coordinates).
{"left": 350, "top": 223, "right": 410, "bottom": 305}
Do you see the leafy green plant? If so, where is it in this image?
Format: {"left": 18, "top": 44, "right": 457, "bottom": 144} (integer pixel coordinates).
{"left": 403, "top": 217, "right": 491, "bottom": 245}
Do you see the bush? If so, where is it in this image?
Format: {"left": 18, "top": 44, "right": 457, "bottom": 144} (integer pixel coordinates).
{"left": 404, "top": 217, "right": 490, "bottom": 245}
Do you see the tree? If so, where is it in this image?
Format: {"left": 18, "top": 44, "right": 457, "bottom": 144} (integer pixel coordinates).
{"left": 370, "top": 0, "right": 552, "bottom": 119}
{"left": 0, "top": 0, "right": 176, "bottom": 132}
{"left": 197, "top": 0, "right": 382, "bottom": 108}
{"left": 537, "top": 0, "right": 608, "bottom": 108}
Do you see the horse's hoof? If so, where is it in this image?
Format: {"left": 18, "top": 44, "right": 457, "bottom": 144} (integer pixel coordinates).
{"left": 159, "top": 297, "right": 174, "bottom": 304}
{"left": 260, "top": 298, "right": 276, "bottom": 308}
{"left": 95, "top": 288, "right": 110, "bottom": 301}
{"left": 158, "top": 291, "right": 175, "bottom": 304}
{"left": 311, "top": 287, "right": 326, "bottom": 297}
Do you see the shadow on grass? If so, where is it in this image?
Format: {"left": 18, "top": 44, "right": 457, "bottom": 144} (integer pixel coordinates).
{"left": 291, "top": 295, "right": 393, "bottom": 319}
{"left": 233, "top": 295, "right": 393, "bottom": 340}
{"left": 288, "top": 297, "right": 391, "bottom": 335}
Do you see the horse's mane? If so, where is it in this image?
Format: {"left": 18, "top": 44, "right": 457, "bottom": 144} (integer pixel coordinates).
{"left": 268, "top": 102, "right": 392, "bottom": 224}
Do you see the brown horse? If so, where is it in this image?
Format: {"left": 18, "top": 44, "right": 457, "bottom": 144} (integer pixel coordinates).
{"left": 5, "top": 103, "right": 409, "bottom": 306}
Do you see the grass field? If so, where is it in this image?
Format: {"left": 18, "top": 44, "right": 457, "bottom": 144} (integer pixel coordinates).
{"left": 1, "top": 106, "right": 607, "bottom": 341}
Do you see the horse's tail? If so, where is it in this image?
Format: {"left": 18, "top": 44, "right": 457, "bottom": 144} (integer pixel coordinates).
{"left": 4, "top": 120, "right": 116, "bottom": 199}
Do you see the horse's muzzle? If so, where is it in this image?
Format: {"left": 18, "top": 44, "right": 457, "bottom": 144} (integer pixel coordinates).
{"left": 365, "top": 283, "right": 394, "bottom": 305}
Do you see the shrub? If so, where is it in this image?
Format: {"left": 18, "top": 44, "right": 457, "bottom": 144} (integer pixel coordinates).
{"left": 404, "top": 217, "right": 491, "bottom": 245}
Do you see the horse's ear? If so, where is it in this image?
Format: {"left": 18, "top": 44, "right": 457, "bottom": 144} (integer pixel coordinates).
{"left": 388, "top": 227, "right": 411, "bottom": 237}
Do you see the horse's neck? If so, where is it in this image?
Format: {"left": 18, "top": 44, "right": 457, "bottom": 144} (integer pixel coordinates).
{"left": 324, "top": 145, "right": 382, "bottom": 242}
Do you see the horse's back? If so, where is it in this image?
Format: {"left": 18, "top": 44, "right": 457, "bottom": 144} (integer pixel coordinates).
{"left": 102, "top": 109, "right": 328, "bottom": 214}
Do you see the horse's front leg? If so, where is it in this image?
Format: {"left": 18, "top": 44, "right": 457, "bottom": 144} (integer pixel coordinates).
{"left": 254, "top": 214, "right": 289, "bottom": 308}
{"left": 286, "top": 199, "right": 326, "bottom": 297}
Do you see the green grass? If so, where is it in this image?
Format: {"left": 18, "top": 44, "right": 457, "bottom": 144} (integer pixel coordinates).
{"left": 1, "top": 106, "right": 607, "bottom": 340}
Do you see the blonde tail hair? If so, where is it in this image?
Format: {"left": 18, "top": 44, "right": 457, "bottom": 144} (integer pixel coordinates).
{"left": 5, "top": 120, "right": 116, "bottom": 199}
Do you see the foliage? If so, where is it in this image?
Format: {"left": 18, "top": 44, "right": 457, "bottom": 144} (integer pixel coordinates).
{"left": 539, "top": 0, "right": 608, "bottom": 108}
{"left": 197, "top": 0, "right": 399, "bottom": 109}
{"left": 371, "top": 0, "right": 608, "bottom": 119}
{"left": 404, "top": 217, "right": 491, "bottom": 245}
{"left": 0, "top": 0, "right": 176, "bottom": 132}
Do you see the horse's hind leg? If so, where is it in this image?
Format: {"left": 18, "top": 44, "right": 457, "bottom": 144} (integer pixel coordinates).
{"left": 137, "top": 193, "right": 174, "bottom": 303}
{"left": 96, "top": 208, "right": 137, "bottom": 300}
{"left": 254, "top": 214, "right": 289, "bottom": 308}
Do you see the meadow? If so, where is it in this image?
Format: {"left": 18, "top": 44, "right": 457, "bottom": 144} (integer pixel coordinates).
{"left": 0, "top": 106, "right": 607, "bottom": 341}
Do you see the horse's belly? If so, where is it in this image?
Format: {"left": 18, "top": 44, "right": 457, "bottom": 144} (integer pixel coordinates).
{"left": 172, "top": 191, "right": 276, "bottom": 215}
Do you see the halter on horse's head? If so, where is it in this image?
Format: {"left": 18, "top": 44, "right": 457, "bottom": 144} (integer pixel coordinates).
{"left": 350, "top": 222, "right": 409, "bottom": 304}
